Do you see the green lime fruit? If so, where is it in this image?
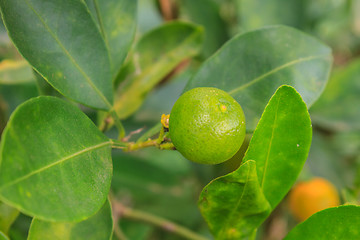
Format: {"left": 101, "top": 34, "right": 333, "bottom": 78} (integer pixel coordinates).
{"left": 169, "top": 87, "right": 246, "bottom": 164}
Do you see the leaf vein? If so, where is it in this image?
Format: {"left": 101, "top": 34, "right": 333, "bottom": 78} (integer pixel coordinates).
{"left": 23, "top": 0, "right": 111, "bottom": 108}
{"left": 228, "top": 55, "right": 330, "bottom": 96}
{"left": 260, "top": 94, "right": 282, "bottom": 189}
{"left": 218, "top": 165, "right": 252, "bottom": 239}
{"left": 0, "top": 141, "right": 111, "bottom": 191}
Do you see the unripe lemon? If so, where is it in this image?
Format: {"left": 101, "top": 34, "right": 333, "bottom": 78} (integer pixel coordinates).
{"left": 169, "top": 87, "right": 246, "bottom": 164}
{"left": 288, "top": 177, "right": 340, "bottom": 222}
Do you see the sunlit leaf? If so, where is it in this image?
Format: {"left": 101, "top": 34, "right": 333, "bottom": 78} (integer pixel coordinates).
{"left": 28, "top": 200, "right": 113, "bottom": 240}
{"left": 85, "top": 0, "right": 137, "bottom": 78}
{"left": 0, "top": 0, "right": 113, "bottom": 110}
{"left": 0, "top": 97, "right": 112, "bottom": 221}
{"left": 243, "top": 85, "right": 312, "bottom": 209}
{"left": 185, "top": 25, "right": 332, "bottom": 130}
{"left": 198, "top": 160, "right": 271, "bottom": 240}
{"left": 285, "top": 205, "right": 360, "bottom": 239}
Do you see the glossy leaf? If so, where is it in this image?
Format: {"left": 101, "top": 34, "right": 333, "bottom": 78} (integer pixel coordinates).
{"left": 0, "top": 0, "right": 113, "bottom": 110}
{"left": 284, "top": 205, "right": 360, "bottom": 239}
{"left": 85, "top": 0, "right": 137, "bottom": 78}
{"left": 0, "top": 232, "right": 8, "bottom": 240}
{"left": 243, "top": 85, "right": 312, "bottom": 209}
{"left": 185, "top": 25, "right": 332, "bottom": 130}
{"left": 198, "top": 160, "right": 271, "bottom": 240}
{"left": 0, "top": 202, "right": 19, "bottom": 235}
{"left": 28, "top": 200, "right": 113, "bottom": 240}
{"left": 0, "top": 96, "right": 112, "bottom": 221}
{"left": 311, "top": 58, "right": 360, "bottom": 131}
{"left": 0, "top": 60, "right": 33, "bottom": 85}
{"left": 114, "top": 21, "right": 204, "bottom": 119}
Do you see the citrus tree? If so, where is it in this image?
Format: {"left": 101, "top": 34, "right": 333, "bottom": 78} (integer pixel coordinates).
{"left": 0, "top": 0, "right": 359, "bottom": 240}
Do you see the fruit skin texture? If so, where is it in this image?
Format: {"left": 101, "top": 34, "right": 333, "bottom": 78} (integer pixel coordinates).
{"left": 169, "top": 87, "right": 246, "bottom": 164}
{"left": 288, "top": 177, "right": 340, "bottom": 222}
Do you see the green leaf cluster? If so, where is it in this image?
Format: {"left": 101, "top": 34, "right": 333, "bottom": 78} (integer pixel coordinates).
{"left": 0, "top": 0, "right": 358, "bottom": 239}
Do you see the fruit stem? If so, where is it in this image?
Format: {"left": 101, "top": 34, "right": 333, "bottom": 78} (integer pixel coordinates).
{"left": 112, "top": 199, "right": 208, "bottom": 240}
{"left": 110, "top": 139, "right": 129, "bottom": 149}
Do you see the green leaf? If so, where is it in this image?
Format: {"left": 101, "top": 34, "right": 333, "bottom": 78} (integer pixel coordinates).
{"left": 179, "top": 0, "right": 229, "bottom": 58}
{"left": 0, "top": 97, "right": 7, "bottom": 137}
{"left": 0, "top": 202, "right": 19, "bottom": 235}
{"left": 310, "top": 58, "right": 360, "bottom": 131}
{"left": 0, "top": 96, "right": 112, "bottom": 221}
{"left": 284, "top": 205, "right": 360, "bottom": 239}
{"left": 198, "top": 160, "right": 271, "bottom": 240}
{"left": 114, "top": 21, "right": 204, "bottom": 119}
{"left": 0, "top": 231, "right": 9, "bottom": 240}
{"left": 33, "top": 70, "right": 60, "bottom": 97}
{"left": 0, "top": 0, "right": 113, "bottom": 110}
{"left": 243, "top": 85, "right": 312, "bottom": 209}
{"left": 0, "top": 60, "right": 33, "bottom": 85}
{"left": 238, "top": 0, "right": 306, "bottom": 31}
{"left": 185, "top": 25, "right": 332, "bottom": 130}
{"left": 85, "top": 0, "right": 137, "bottom": 78}
{"left": 28, "top": 200, "right": 113, "bottom": 240}
{"left": 118, "top": 220, "right": 152, "bottom": 240}
{"left": 7, "top": 213, "right": 32, "bottom": 240}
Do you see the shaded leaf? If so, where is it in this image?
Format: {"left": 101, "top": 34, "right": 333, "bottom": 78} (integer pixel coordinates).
{"left": 311, "top": 58, "right": 360, "bottom": 131}
{"left": 28, "top": 200, "right": 113, "bottom": 240}
{"left": 85, "top": 0, "right": 137, "bottom": 78}
{"left": 180, "top": 0, "right": 229, "bottom": 58}
{"left": 198, "top": 160, "right": 271, "bottom": 240}
{"left": 0, "top": 0, "right": 113, "bottom": 110}
{"left": 306, "top": 131, "right": 355, "bottom": 190}
{"left": 0, "top": 83, "right": 38, "bottom": 115}
{"left": 243, "top": 85, "right": 312, "bottom": 209}
{"left": 0, "top": 96, "right": 7, "bottom": 137}
{"left": 284, "top": 205, "right": 360, "bottom": 239}
{"left": 133, "top": 71, "right": 190, "bottom": 123}
{"left": 137, "top": 0, "right": 163, "bottom": 33}
{"left": 0, "top": 60, "right": 33, "bottom": 85}
{"left": 0, "top": 202, "right": 19, "bottom": 235}
{"left": 111, "top": 149, "right": 199, "bottom": 225}
{"left": 0, "top": 231, "right": 9, "bottom": 240}
{"left": 0, "top": 96, "right": 112, "bottom": 221}
{"left": 7, "top": 213, "right": 32, "bottom": 240}
{"left": 238, "top": 0, "right": 306, "bottom": 31}
{"left": 185, "top": 25, "right": 332, "bottom": 130}
{"left": 118, "top": 220, "right": 152, "bottom": 240}
{"left": 33, "top": 70, "right": 60, "bottom": 97}
{"left": 114, "top": 21, "right": 204, "bottom": 119}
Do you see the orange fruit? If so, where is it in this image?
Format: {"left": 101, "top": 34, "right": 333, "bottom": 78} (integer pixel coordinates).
{"left": 169, "top": 87, "right": 246, "bottom": 164}
{"left": 288, "top": 177, "right": 340, "bottom": 221}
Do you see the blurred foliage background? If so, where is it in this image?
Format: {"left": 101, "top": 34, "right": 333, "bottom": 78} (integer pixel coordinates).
{"left": 0, "top": 0, "right": 359, "bottom": 239}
